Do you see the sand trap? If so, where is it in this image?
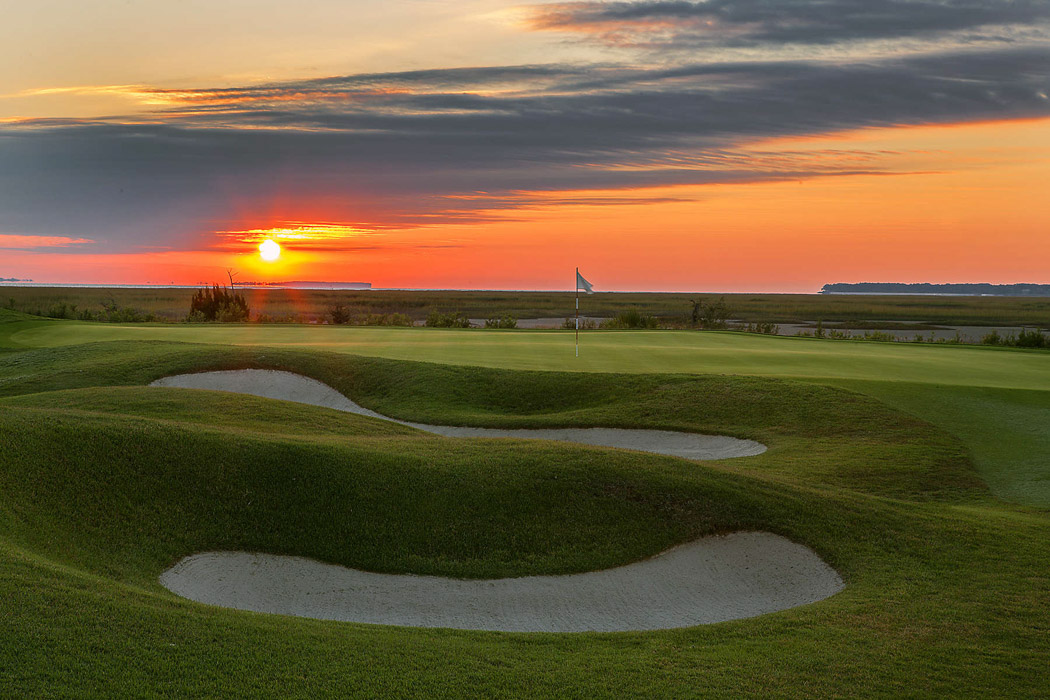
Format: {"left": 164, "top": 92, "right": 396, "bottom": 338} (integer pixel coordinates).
{"left": 161, "top": 532, "right": 843, "bottom": 632}
{"left": 150, "top": 370, "right": 766, "bottom": 460}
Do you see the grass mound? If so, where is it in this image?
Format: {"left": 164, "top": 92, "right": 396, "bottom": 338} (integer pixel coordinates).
{"left": 1, "top": 339, "right": 1048, "bottom": 696}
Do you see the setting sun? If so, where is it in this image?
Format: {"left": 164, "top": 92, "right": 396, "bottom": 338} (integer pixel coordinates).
{"left": 258, "top": 239, "right": 281, "bottom": 262}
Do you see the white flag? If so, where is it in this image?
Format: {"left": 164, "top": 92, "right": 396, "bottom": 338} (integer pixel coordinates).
{"left": 576, "top": 270, "right": 594, "bottom": 294}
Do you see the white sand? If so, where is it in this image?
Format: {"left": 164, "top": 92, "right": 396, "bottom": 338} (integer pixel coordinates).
{"left": 160, "top": 533, "right": 843, "bottom": 632}
{"left": 150, "top": 370, "right": 766, "bottom": 460}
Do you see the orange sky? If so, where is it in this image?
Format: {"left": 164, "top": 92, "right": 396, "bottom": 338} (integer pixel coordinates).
{"left": 4, "top": 118, "right": 1047, "bottom": 291}
{"left": 2, "top": 1, "right": 1048, "bottom": 291}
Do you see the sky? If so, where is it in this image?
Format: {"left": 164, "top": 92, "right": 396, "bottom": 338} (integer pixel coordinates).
{"left": 1, "top": 0, "right": 1048, "bottom": 291}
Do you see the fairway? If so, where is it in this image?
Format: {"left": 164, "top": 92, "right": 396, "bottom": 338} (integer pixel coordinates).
{"left": 8, "top": 317, "right": 1050, "bottom": 507}
{"left": 9, "top": 319, "right": 1050, "bottom": 390}
{"left": 2, "top": 311, "right": 1049, "bottom": 696}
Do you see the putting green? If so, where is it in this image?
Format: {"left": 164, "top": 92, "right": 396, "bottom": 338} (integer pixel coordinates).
{"left": 8, "top": 320, "right": 1050, "bottom": 390}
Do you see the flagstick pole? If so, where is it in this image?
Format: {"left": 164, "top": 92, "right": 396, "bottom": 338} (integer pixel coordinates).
{"left": 575, "top": 267, "right": 579, "bottom": 358}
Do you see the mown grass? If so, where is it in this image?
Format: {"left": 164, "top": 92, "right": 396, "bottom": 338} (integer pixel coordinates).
{"left": 8, "top": 318, "right": 1050, "bottom": 390}
{"left": 1, "top": 313, "right": 1049, "bottom": 696}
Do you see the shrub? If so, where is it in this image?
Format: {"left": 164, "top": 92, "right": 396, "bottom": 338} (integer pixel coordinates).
{"left": 361, "top": 313, "right": 414, "bottom": 326}
{"left": 859, "top": 331, "right": 899, "bottom": 342}
{"left": 38, "top": 300, "right": 155, "bottom": 322}
{"left": 188, "top": 284, "right": 249, "bottom": 322}
{"left": 689, "top": 297, "right": 730, "bottom": 329}
{"left": 1016, "top": 328, "right": 1047, "bottom": 348}
{"left": 328, "top": 304, "right": 352, "bottom": 325}
{"left": 484, "top": 315, "right": 517, "bottom": 329}
{"left": 601, "top": 309, "right": 660, "bottom": 329}
{"left": 742, "top": 322, "right": 780, "bottom": 335}
{"left": 253, "top": 313, "right": 308, "bottom": 324}
{"left": 562, "top": 318, "right": 598, "bottom": 330}
{"left": 982, "top": 330, "right": 1004, "bottom": 345}
{"left": 425, "top": 311, "right": 471, "bottom": 328}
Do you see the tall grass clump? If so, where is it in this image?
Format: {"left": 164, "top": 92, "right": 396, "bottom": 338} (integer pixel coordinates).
{"left": 689, "top": 297, "right": 730, "bottom": 329}
{"left": 25, "top": 300, "right": 157, "bottom": 323}
{"left": 484, "top": 315, "right": 517, "bottom": 329}
{"left": 601, "top": 309, "right": 660, "bottom": 329}
{"left": 328, "top": 304, "right": 353, "bottom": 325}
{"left": 740, "top": 322, "right": 780, "bottom": 335}
{"left": 361, "top": 313, "right": 414, "bottom": 327}
{"left": 188, "top": 284, "right": 249, "bottom": 322}
{"left": 426, "top": 311, "right": 472, "bottom": 328}
{"left": 983, "top": 328, "right": 1048, "bottom": 348}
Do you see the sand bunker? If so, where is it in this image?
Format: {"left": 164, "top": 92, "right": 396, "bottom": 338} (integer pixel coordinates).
{"left": 150, "top": 370, "right": 766, "bottom": 460}
{"left": 161, "top": 532, "right": 843, "bottom": 632}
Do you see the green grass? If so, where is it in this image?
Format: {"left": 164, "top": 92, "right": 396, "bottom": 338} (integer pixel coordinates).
{"left": 1, "top": 310, "right": 1049, "bottom": 696}
{"left": 832, "top": 381, "right": 1050, "bottom": 508}
{"left": 8, "top": 319, "right": 1050, "bottom": 389}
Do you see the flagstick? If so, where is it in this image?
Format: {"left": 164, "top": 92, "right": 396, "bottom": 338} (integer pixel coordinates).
{"left": 575, "top": 267, "right": 579, "bottom": 357}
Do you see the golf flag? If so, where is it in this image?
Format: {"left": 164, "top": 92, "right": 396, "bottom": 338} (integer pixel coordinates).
{"left": 576, "top": 270, "right": 594, "bottom": 294}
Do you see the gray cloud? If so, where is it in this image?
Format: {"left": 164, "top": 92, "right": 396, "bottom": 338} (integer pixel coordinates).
{"left": 527, "top": 0, "right": 1050, "bottom": 48}
{"left": 0, "top": 46, "right": 1047, "bottom": 252}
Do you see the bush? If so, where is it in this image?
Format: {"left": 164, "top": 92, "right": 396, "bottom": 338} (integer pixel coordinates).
{"left": 1016, "top": 328, "right": 1047, "bottom": 348}
{"left": 979, "top": 328, "right": 1047, "bottom": 348}
{"left": 562, "top": 318, "right": 598, "bottom": 330}
{"left": 601, "top": 309, "right": 660, "bottom": 329}
{"left": 188, "top": 284, "right": 249, "bottom": 322}
{"left": 37, "top": 300, "right": 155, "bottom": 322}
{"left": 361, "top": 313, "right": 414, "bottom": 327}
{"left": 425, "top": 311, "right": 471, "bottom": 328}
{"left": 859, "top": 331, "right": 899, "bottom": 342}
{"left": 484, "top": 315, "right": 517, "bottom": 329}
{"left": 689, "top": 297, "right": 730, "bottom": 329}
{"left": 328, "top": 304, "right": 352, "bottom": 325}
{"left": 742, "top": 322, "right": 780, "bottom": 335}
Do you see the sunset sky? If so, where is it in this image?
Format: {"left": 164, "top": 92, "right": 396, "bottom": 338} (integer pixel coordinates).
{"left": 1, "top": 0, "right": 1048, "bottom": 291}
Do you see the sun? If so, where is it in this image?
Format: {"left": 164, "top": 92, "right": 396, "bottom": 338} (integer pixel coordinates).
{"left": 258, "top": 239, "right": 281, "bottom": 262}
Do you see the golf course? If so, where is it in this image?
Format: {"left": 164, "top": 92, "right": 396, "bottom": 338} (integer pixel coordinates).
{"left": 2, "top": 309, "right": 1048, "bottom": 696}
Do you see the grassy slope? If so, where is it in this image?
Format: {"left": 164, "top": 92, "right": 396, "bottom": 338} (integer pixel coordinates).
{"left": 832, "top": 381, "right": 1050, "bottom": 508}
{"left": 1, "top": 314, "right": 1048, "bottom": 695}
{"left": 7, "top": 314, "right": 1050, "bottom": 507}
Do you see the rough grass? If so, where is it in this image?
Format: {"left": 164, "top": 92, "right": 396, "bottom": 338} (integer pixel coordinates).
{"left": 1, "top": 322, "right": 1048, "bottom": 696}
{"left": 4, "top": 287, "right": 1050, "bottom": 325}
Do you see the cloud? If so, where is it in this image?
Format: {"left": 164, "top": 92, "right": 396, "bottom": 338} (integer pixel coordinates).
{"left": 525, "top": 0, "right": 1050, "bottom": 48}
{"left": 0, "top": 234, "right": 93, "bottom": 250}
{"left": 0, "top": 46, "right": 1047, "bottom": 253}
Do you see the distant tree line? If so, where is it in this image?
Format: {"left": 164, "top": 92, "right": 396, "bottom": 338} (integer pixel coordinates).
{"left": 822, "top": 283, "right": 1050, "bottom": 297}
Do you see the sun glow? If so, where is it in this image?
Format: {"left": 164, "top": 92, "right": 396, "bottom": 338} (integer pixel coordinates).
{"left": 258, "top": 239, "right": 281, "bottom": 262}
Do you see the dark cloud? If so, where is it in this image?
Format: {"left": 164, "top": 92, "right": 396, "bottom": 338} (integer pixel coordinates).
{"left": 527, "top": 0, "right": 1050, "bottom": 48}
{"left": 0, "top": 46, "right": 1047, "bottom": 252}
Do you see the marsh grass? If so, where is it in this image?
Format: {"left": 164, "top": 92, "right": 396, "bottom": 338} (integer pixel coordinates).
{"left": 4, "top": 287, "right": 1050, "bottom": 326}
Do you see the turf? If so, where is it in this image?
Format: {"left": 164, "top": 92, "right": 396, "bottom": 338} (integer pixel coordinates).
{"left": 5, "top": 313, "right": 1050, "bottom": 506}
{"left": 1, "top": 311, "right": 1048, "bottom": 696}
{"left": 7, "top": 319, "right": 1050, "bottom": 389}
